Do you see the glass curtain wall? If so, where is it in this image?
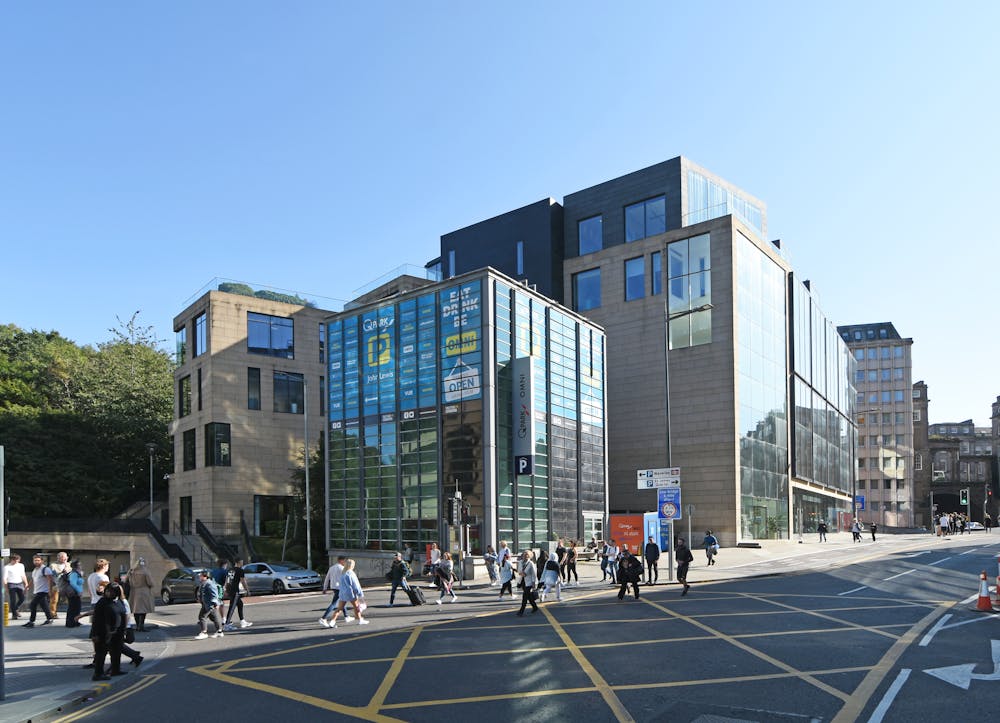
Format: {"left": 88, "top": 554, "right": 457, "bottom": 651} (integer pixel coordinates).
{"left": 737, "top": 234, "right": 789, "bottom": 540}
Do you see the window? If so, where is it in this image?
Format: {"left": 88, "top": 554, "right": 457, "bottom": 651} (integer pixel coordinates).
{"left": 914, "top": 453, "right": 923, "bottom": 470}
{"left": 858, "top": 436, "right": 866, "bottom": 447}
{"left": 205, "top": 422, "right": 231, "bottom": 467}
{"left": 868, "top": 392, "right": 878, "bottom": 403}
{"left": 854, "top": 331, "right": 862, "bottom": 340}
{"left": 893, "top": 346, "right": 903, "bottom": 358}
{"left": 880, "top": 391, "right": 891, "bottom": 403}
{"left": 248, "top": 368, "right": 261, "bottom": 410}
{"left": 894, "top": 412, "right": 905, "bottom": 424}
{"left": 625, "top": 257, "right": 645, "bottom": 301}
{"left": 182, "top": 429, "right": 196, "bottom": 471}
{"left": 912, "top": 388, "right": 921, "bottom": 398}
{"left": 893, "top": 390, "right": 904, "bottom": 402}
{"left": 867, "top": 348, "right": 877, "bottom": 360}
{"left": 893, "top": 367, "right": 903, "bottom": 380}
{"left": 175, "top": 326, "right": 187, "bottom": 365}
{"left": 856, "top": 392, "right": 864, "bottom": 405}
{"left": 274, "top": 371, "right": 304, "bottom": 413}
{"left": 194, "top": 312, "right": 207, "bottom": 357}
{"left": 651, "top": 251, "right": 662, "bottom": 295}
{"left": 319, "top": 323, "right": 326, "bottom": 363}
{"left": 867, "top": 370, "right": 877, "bottom": 382}
{"left": 854, "top": 349, "right": 864, "bottom": 361}
{"left": 668, "top": 233, "right": 712, "bottom": 348}
{"left": 516, "top": 240, "right": 524, "bottom": 276}
{"left": 880, "top": 369, "right": 890, "bottom": 382}
{"left": 197, "top": 368, "right": 203, "bottom": 411}
{"left": 320, "top": 376, "right": 326, "bottom": 415}
{"left": 179, "top": 376, "right": 192, "bottom": 417}
{"left": 578, "top": 216, "right": 603, "bottom": 255}
{"left": 869, "top": 435, "right": 878, "bottom": 446}
{"left": 895, "top": 434, "right": 904, "bottom": 446}
{"left": 248, "top": 312, "right": 294, "bottom": 358}
{"left": 572, "top": 268, "right": 601, "bottom": 311}
{"left": 880, "top": 346, "right": 891, "bottom": 359}
{"left": 625, "top": 195, "right": 666, "bottom": 242}
{"left": 448, "top": 249, "right": 456, "bottom": 277}
{"left": 882, "top": 412, "right": 891, "bottom": 425}
{"left": 879, "top": 328, "right": 888, "bottom": 339}
{"left": 855, "top": 370, "right": 864, "bottom": 383}
{"left": 913, "top": 410, "right": 921, "bottom": 422}
{"left": 866, "top": 329, "right": 875, "bottom": 339}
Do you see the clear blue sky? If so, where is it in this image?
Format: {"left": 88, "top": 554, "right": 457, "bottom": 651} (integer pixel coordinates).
{"left": 2, "top": 3, "right": 997, "bottom": 425}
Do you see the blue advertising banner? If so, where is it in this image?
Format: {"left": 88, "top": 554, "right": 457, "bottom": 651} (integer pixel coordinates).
{"left": 328, "top": 320, "right": 343, "bottom": 421}
{"left": 398, "top": 300, "right": 417, "bottom": 411}
{"left": 440, "top": 280, "right": 482, "bottom": 403}
{"left": 418, "top": 293, "right": 437, "bottom": 409}
{"left": 343, "top": 319, "right": 359, "bottom": 419}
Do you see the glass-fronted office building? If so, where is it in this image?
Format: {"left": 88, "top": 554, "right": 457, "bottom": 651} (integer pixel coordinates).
{"left": 325, "top": 268, "right": 607, "bottom": 560}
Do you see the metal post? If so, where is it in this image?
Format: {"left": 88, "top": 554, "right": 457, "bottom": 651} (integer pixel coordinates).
{"left": 304, "top": 377, "right": 311, "bottom": 572}
{"left": 145, "top": 443, "right": 156, "bottom": 522}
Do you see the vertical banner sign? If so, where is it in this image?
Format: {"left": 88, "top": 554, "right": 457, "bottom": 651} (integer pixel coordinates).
{"left": 343, "top": 319, "right": 360, "bottom": 420}
{"left": 440, "top": 280, "right": 482, "bottom": 403}
{"left": 328, "top": 320, "right": 344, "bottom": 427}
{"left": 398, "top": 300, "right": 417, "bottom": 411}
{"left": 512, "top": 356, "right": 534, "bottom": 476}
{"left": 417, "top": 293, "right": 437, "bottom": 409}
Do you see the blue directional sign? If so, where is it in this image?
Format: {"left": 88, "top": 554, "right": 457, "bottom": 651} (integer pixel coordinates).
{"left": 657, "top": 486, "right": 682, "bottom": 520}
{"left": 855, "top": 495, "right": 866, "bottom": 511}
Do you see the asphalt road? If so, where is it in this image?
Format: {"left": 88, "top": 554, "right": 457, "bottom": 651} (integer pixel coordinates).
{"left": 42, "top": 535, "right": 1000, "bottom": 723}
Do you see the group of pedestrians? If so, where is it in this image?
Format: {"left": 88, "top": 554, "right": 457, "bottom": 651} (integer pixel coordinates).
{"left": 318, "top": 555, "right": 370, "bottom": 629}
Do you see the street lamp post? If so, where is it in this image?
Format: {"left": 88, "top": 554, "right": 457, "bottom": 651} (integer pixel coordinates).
{"left": 663, "top": 301, "right": 713, "bottom": 581}
{"left": 304, "top": 377, "right": 311, "bottom": 573}
{"left": 145, "top": 442, "right": 156, "bottom": 523}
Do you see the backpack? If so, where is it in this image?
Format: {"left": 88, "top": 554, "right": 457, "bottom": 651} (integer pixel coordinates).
{"left": 58, "top": 569, "right": 78, "bottom": 597}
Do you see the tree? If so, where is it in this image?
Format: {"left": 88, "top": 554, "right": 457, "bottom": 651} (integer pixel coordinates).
{"left": 0, "top": 313, "right": 174, "bottom": 519}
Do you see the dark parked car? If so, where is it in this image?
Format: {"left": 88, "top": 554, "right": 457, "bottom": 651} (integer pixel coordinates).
{"left": 160, "top": 567, "right": 209, "bottom": 604}
{"left": 243, "top": 562, "right": 322, "bottom": 594}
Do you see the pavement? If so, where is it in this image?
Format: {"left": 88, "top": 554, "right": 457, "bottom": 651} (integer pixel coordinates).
{"left": 0, "top": 530, "right": 946, "bottom": 722}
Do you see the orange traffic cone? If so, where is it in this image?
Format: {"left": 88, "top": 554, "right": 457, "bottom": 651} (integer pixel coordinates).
{"left": 974, "top": 571, "right": 996, "bottom": 612}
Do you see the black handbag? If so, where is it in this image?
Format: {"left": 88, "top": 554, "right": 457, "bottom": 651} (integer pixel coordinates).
{"left": 124, "top": 628, "right": 135, "bottom": 644}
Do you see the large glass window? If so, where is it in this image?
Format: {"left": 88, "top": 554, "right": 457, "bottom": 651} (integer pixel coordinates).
{"left": 625, "top": 257, "right": 645, "bottom": 301}
{"left": 318, "top": 323, "right": 326, "bottom": 363}
{"left": 182, "top": 429, "right": 196, "bottom": 471}
{"left": 179, "top": 375, "right": 192, "bottom": 417}
{"left": 248, "top": 367, "right": 261, "bottom": 410}
{"left": 175, "top": 326, "right": 187, "bottom": 365}
{"left": 667, "top": 233, "right": 712, "bottom": 348}
{"left": 248, "top": 312, "right": 294, "bottom": 358}
{"left": 573, "top": 268, "right": 601, "bottom": 311}
{"left": 625, "top": 195, "right": 666, "bottom": 242}
{"left": 651, "top": 251, "right": 662, "bottom": 295}
{"left": 687, "top": 170, "right": 764, "bottom": 236}
{"left": 578, "top": 216, "right": 603, "bottom": 255}
{"left": 194, "top": 312, "right": 207, "bottom": 357}
{"left": 273, "top": 371, "right": 304, "bottom": 413}
{"left": 204, "top": 422, "right": 231, "bottom": 467}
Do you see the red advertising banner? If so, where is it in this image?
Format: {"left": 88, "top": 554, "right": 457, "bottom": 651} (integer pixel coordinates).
{"left": 609, "top": 514, "right": 645, "bottom": 553}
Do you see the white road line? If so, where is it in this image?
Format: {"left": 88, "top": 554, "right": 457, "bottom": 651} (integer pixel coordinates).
{"left": 959, "top": 549, "right": 980, "bottom": 555}
{"left": 839, "top": 586, "right": 868, "bottom": 596}
{"left": 928, "top": 556, "right": 953, "bottom": 566}
{"left": 867, "top": 668, "right": 910, "bottom": 723}
{"left": 884, "top": 569, "right": 916, "bottom": 582}
{"left": 919, "top": 614, "right": 952, "bottom": 647}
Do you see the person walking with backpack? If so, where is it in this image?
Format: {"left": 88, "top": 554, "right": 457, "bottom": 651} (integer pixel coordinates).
{"left": 497, "top": 554, "right": 515, "bottom": 600}
{"left": 223, "top": 559, "right": 253, "bottom": 631}
{"left": 64, "top": 559, "right": 85, "bottom": 627}
{"left": 702, "top": 530, "right": 719, "bottom": 566}
{"left": 515, "top": 551, "right": 538, "bottom": 617}
{"left": 127, "top": 558, "right": 156, "bottom": 632}
{"left": 435, "top": 552, "right": 457, "bottom": 604}
{"left": 24, "top": 554, "right": 56, "bottom": 627}
{"left": 49, "top": 551, "right": 71, "bottom": 619}
{"left": 194, "top": 569, "right": 225, "bottom": 639}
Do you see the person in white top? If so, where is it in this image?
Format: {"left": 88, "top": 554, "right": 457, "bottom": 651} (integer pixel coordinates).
{"left": 49, "top": 551, "right": 71, "bottom": 619}
{"left": 319, "top": 555, "right": 352, "bottom": 626}
{"left": 606, "top": 540, "right": 620, "bottom": 585}
{"left": 87, "top": 558, "right": 111, "bottom": 606}
{"left": 4, "top": 553, "right": 29, "bottom": 619}
{"left": 496, "top": 541, "right": 511, "bottom": 568}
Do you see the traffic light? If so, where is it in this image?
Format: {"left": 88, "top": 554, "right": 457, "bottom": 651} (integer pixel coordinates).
{"left": 447, "top": 498, "right": 459, "bottom": 526}
{"left": 960, "top": 488, "right": 969, "bottom": 506}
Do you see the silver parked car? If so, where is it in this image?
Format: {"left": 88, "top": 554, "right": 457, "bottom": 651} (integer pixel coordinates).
{"left": 159, "top": 567, "right": 209, "bottom": 604}
{"left": 243, "top": 562, "right": 322, "bottom": 594}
